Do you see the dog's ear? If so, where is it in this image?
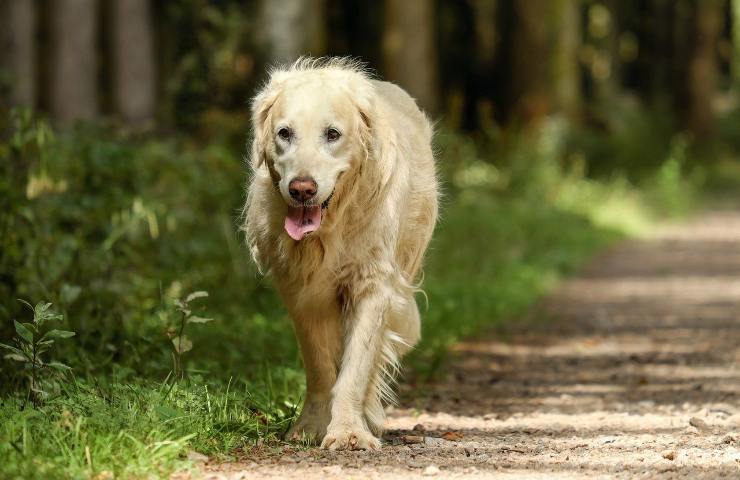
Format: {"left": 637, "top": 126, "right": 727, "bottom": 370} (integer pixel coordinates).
{"left": 353, "top": 89, "right": 396, "bottom": 191}
{"left": 249, "top": 77, "right": 283, "bottom": 170}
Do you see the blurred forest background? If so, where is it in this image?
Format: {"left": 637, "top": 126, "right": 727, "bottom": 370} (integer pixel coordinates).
{"left": 2, "top": 0, "right": 740, "bottom": 138}
{"left": 3, "top": 0, "right": 740, "bottom": 478}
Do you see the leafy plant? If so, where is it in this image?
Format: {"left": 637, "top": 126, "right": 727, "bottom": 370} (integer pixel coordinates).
{"left": 647, "top": 134, "right": 700, "bottom": 217}
{"left": 166, "top": 291, "right": 214, "bottom": 379}
{"left": 0, "top": 300, "right": 75, "bottom": 407}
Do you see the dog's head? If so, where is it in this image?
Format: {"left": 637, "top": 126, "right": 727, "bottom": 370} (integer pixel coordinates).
{"left": 250, "top": 59, "right": 385, "bottom": 241}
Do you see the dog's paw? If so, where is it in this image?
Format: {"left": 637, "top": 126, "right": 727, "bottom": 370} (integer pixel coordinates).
{"left": 320, "top": 427, "right": 381, "bottom": 451}
{"left": 286, "top": 415, "right": 328, "bottom": 444}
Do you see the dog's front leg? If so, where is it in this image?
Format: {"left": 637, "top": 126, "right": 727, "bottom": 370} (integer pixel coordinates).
{"left": 321, "top": 286, "right": 389, "bottom": 450}
{"left": 288, "top": 310, "right": 342, "bottom": 443}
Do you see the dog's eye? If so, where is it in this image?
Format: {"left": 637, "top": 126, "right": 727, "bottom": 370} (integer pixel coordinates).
{"left": 277, "top": 127, "right": 292, "bottom": 141}
{"left": 326, "top": 128, "right": 341, "bottom": 142}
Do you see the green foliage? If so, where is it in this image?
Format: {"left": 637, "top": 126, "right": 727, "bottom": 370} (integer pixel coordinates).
{"left": 158, "top": 1, "right": 260, "bottom": 132}
{"left": 1, "top": 300, "right": 75, "bottom": 407}
{"left": 0, "top": 109, "right": 290, "bottom": 386}
{"left": 569, "top": 104, "right": 678, "bottom": 178}
{"left": 645, "top": 134, "right": 700, "bottom": 217}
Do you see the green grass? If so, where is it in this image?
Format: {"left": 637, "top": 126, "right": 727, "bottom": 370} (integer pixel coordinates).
{"left": 0, "top": 375, "right": 300, "bottom": 479}
{"left": 0, "top": 111, "right": 702, "bottom": 478}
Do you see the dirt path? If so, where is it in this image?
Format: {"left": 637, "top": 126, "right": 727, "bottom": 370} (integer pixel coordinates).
{"left": 204, "top": 211, "right": 740, "bottom": 479}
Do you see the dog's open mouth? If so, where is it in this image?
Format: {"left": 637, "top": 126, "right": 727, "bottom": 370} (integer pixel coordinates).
{"left": 284, "top": 205, "right": 322, "bottom": 241}
{"left": 284, "top": 193, "right": 333, "bottom": 241}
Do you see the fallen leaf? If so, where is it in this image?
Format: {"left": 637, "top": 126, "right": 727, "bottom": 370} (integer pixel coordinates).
{"left": 441, "top": 431, "right": 464, "bottom": 441}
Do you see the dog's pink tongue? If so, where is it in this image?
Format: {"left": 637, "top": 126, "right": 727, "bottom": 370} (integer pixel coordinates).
{"left": 284, "top": 205, "right": 322, "bottom": 241}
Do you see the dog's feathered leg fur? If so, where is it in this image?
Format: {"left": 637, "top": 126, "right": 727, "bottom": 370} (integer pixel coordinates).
{"left": 363, "top": 329, "right": 407, "bottom": 435}
{"left": 363, "top": 287, "right": 419, "bottom": 435}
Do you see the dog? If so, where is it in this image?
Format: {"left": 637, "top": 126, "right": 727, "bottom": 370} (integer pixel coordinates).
{"left": 243, "top": 58, "right": 438, "bottom": 450}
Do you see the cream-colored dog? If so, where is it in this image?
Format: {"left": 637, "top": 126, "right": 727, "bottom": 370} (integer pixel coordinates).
{"left": 243, "top": 58, "right": 438, "bottom": 450}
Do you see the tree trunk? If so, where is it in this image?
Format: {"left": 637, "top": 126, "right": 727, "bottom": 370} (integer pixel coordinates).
{"left": 649, "top": 0, "right": 674, "bottom": 106}
{"left": 50, "top": 0, "right": 98, "bottom": 126}
{"left": 471, "top": 0, "right": 498, "bottom": 72}
{"left": 469, "top": 0, "right": 499, "bottom": 127}
{"left": 260, "top": 0, "right": 326, "bottom": 65}
{"left": 508, "top": 0, "right": 549, "bottom": 124}
{"left": 0, "top": 0, "right": 36, "bottom": 108}
{"left": 686, "top": 0, "right": 722, "bottom": 139}
{"left": 599, "top": 0, "right": 621, "bottom": 106}
{"left": 547, "top": 0, "right": 581, "bottom": 120}
{"left": 731, "top": 0, "right": 740, "bottom": 89}
{"left": 111, "top": 0, "right": 156, "bottom": 125}
{"left": 382, "top": 0, "right": 438, "bottom": 114}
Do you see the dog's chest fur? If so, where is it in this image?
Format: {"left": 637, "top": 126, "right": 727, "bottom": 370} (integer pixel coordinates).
{"left": 270, "top": 231, "right": 368, "bottom": 315}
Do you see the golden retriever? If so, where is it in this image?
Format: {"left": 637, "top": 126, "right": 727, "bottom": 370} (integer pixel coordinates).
{"left": 243, "top": 58, "right": 438, "bottom": 450}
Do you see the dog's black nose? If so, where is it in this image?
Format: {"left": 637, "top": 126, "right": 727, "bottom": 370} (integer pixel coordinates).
{"left": 289, "top": 177, "right": 318, "bottom": 202}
